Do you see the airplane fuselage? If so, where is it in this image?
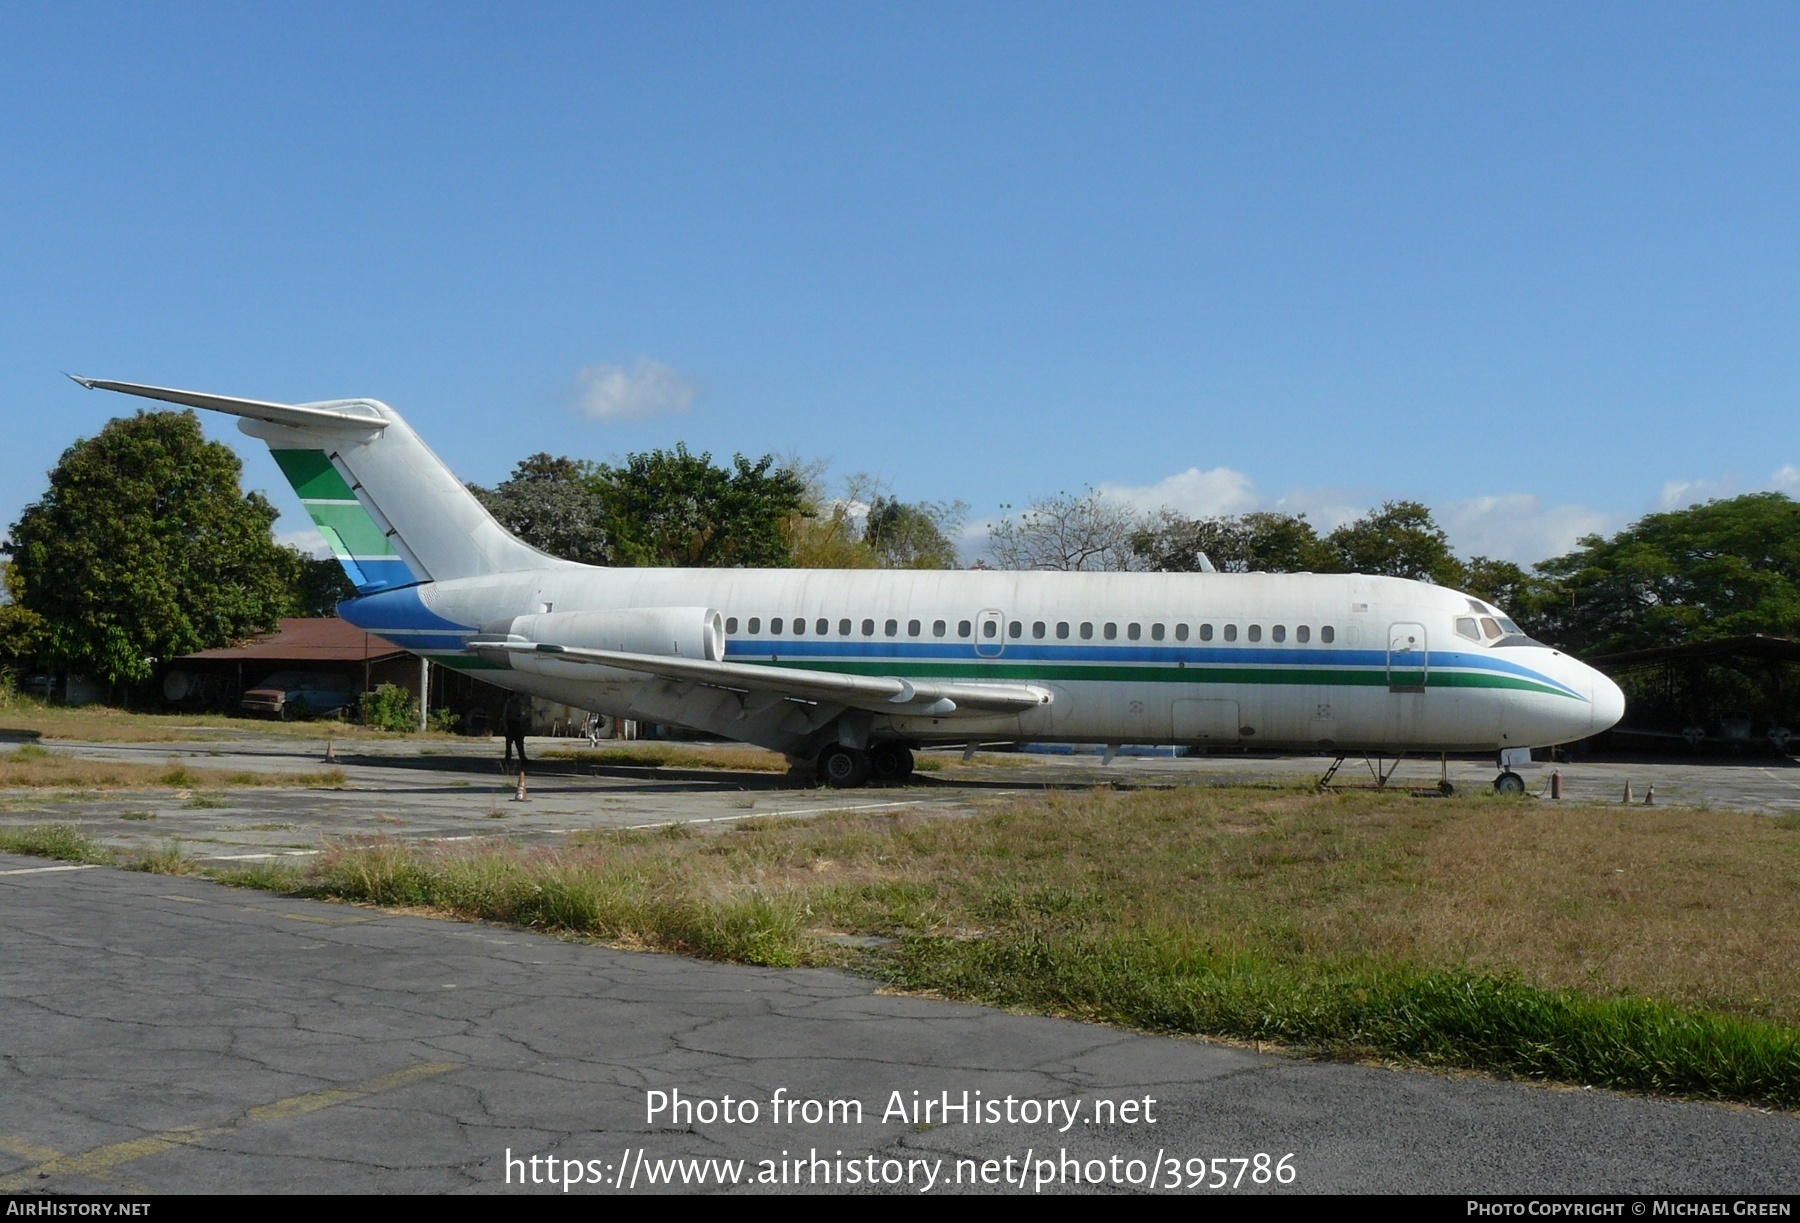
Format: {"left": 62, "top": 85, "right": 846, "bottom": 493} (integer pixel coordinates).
{"left": 343, "top": 565, "right": 1624, "bottom": 758}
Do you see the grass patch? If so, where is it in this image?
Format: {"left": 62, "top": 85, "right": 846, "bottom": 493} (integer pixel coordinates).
{"left": 543, "top": 744, "right": 793, "bottom": 773}
{"left": 0, "top": 750, "right": 347, "bottom": 790}
{"left": 221, "top": 786, "right": 1800, "bottom": 1107}
{"left": 0, "top": 824, "right": 113, "bottom": 864}
{"left": 120, "top": 811, "right": 156, "bottom": 821}
{"left": 0, "top": 698, "right": 458, "bottom": 744}
{"left": 0, "top": 822, "right": 194, "bottom": 875}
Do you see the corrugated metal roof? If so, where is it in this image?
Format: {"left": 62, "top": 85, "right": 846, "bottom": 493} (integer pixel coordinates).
{"left": 177, "top": 617, "right": 410, "bottom": 662}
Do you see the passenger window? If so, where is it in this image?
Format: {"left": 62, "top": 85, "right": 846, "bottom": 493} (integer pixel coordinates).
{"left": 839, "top": 618, "right": 852, "bottom": 636}
{"left": 1008, "top": 620, "right": 1022, "bottom": 638}
{"left": 791, "top": 618, "right": 804, "bottom": 635}
{"left": 1248, "top": 625, "right": 1262, "bottom": 643}
{"left": 1032, "top": 621, "right": 1046, "bottom": 639}
{"left": 982, "top": 620, "right": 997, "bottom": 638}
{"left": 1199, "top": 624, "right": 1213, "bottom": 641}
{"left": 1056, "top": 622, "right": 1070, "bottom": 639}
{"left": 1456, "top": 617, "right": 1480, "bottom": 641}
{"left": 1272, "top": 625, "right": 1285, "bottom": 643}
{"left": 726, "top": 617, "right": 738, "bottom": 634}
{"left": 1080, "top": 622, "right": 1094, "bottom": 640}
{"left": 1151, "top": 623, "right": 1165, "bottom": 641}
{"left": 1481, "top": 617, "right": 1502, "bottom": 639}
{"left": 774, "top": 618, "right": 786, "bottom": 634}
{"left": 933, "top": 620, "right": 946, "bottom": 637}
{"left": 958, "top": 620, "right": 972, "bottom": 638}
{"left": 908, "top": 619, "right": 921, "bottom": 637}
{"left": 1104, "top": 623, "right": 1118, "bottom": 640}
{"left": 884, "top": 619, "right": 898, "bottom": 637}
{"left": 862, "top": 619, "right": 875, "bottom": 636}
{"left": 1223, "top": 624, "right": 1238, "bottom": 642}
{"left": 816, "top": 618, "right": 828, "bottom": 635}
{"left": 1321, "top": 625, "right": 1335, "bottom": 644}
{"left": 748, "top": 618, "right": 761, "bottom": 635}
{"left": 1127, "top": 623, "right": 1141, "bottom": 641}
{"left": 1175, "top": 623, "right": 1189, "bottom": 641}
{"left": 1296, "top": 625, "right": 1310, "bottom": 643}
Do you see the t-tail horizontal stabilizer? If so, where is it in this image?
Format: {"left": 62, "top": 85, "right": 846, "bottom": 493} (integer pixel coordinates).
{"left": 69, "top": 375, "right": 567, "bottom": 593}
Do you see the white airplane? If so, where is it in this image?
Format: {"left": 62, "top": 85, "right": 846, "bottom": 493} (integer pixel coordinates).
{"left": 70, "top": 377, "right": 1625, "bottom": 792}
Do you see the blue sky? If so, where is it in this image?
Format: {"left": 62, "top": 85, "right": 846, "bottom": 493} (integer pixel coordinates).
{"left": 3, "top": 2, "right": 1797, "bottom": 565}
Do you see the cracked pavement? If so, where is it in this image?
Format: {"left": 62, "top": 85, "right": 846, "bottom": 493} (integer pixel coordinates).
{"left": 1, "top": 852, "right": 1796, "bottom": 1194}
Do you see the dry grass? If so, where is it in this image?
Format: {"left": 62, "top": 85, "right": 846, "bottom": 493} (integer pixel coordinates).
{"left": 0, "top": 745, "right": 347, "bottom": 790}
{"left": 197, "top": 786, "right": 1800, "bottom": 1103}
{"left": 0, "top": 700, "right": 457, "bottom": 743}
{"left": 542, "top": 743, "right": 796, "bottom": 773}
{"left": 546, "top": 786, "right": 1800, "bottom": 1022}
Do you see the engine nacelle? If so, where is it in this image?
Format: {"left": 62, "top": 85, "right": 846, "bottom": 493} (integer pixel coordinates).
{"left": 497, "top": 606, "right": 724, "bottom": 663}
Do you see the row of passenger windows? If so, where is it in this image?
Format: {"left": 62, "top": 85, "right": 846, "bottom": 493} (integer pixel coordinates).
{"left": 722, "top": 616, "right": 1336, "bottom": 645}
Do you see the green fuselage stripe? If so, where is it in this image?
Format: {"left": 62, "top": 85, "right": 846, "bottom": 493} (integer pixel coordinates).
{"left": 739, "top": 658, "right": 1571, "bottom": 697}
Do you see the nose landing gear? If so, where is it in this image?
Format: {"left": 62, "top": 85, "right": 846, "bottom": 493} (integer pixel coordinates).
{"left": 1493, "top": 771, "right": 1527, "bottom": 796}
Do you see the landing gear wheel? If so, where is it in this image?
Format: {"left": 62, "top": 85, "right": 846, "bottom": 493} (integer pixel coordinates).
{"left": 1494, "top": 771, "right": 1527, "bottom": 796}
{"left": 817, "top": 745, "right": 872, "bottom": 789}
{"left": 1438, "top": 780, "right": 1455, "bottom": 797}
{"left": 869, "top": 743, "right": 915, "bottom": 784}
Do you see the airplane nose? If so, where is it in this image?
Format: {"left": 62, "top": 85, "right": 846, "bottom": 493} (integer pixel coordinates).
{"left": 1587, "top": 667, "right": 1625, "bottom": 736}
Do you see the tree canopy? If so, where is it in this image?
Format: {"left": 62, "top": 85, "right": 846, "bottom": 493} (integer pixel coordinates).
{"left": 4, "top": 410, "right": 308, "bottom": 683}
{"left": 1528, "top": 492, "right": 1800, "bottom": 656}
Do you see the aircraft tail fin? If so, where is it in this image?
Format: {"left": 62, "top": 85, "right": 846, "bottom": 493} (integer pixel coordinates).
{"left": 69, "top": 377, "right": 566, "bottom": 593}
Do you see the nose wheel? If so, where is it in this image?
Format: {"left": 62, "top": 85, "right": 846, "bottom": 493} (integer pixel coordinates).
{"left": 1493, "top": 771, "right": 1527, "bottom": 796}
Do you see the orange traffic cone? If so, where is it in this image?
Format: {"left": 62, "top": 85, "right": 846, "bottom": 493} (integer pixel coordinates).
{"left": 325, "top": 738, "right": 337, "bottom": 763}
{"left": 1623, "top": 781, "right": 1633, "bottom": 803}
{"left": 1644, "top": 786, "right": 1655, "bottom": 805}
{"left": 512, "top": 768, "right": 529, "bottom": 802}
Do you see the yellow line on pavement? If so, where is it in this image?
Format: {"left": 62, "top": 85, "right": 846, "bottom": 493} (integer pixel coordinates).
{"left": 0, "top": 1062, "right": 460, "bottom": 1190}
{"left": 0, "top": 1135, "right": 64, "bottom": 1161}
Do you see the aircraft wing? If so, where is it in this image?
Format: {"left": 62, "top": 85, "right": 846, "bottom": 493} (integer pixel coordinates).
{"left": 470, "top": 640, "right": 1053, "bottom": 717}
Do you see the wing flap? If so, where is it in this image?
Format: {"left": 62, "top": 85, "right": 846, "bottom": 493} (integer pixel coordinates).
{"left": 472, "top": 640, "right": 1052, "bottom": 716}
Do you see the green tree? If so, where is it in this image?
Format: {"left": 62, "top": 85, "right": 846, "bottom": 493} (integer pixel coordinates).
{"left": 0, "top": 561, "right": 48, "bottom": 662}
{"left": 5, "top": 410, "right": 300, "bottom": 684}
{"left": 864, "top": 494, "right": 965, "bottom": 569}
{"left": 290, "top": 554, "right": 359, "bottom": 618}
{"left": 469, "top": 453, "right": 613, "bottom": 565}
{"left": 1324, "top": 501, "right": 1463, "bottom": 585}
{"left": 603, "top": 444, "right": 806, "bottom": 567}
{"left": 1530, "top": 492, "right": 1800, "bottom": 655}
{"left": 1131, "top": 510, "right": 1329, "bottom": 573}
{"left": 1459, "top": 556, "right": 1536, "bottom": 616}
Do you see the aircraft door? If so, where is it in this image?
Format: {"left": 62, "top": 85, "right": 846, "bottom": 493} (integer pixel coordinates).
{"left": 974, "top": 609, "right": 1006, "bottom": 658}
{"left": 1387, "top": 622, "right": 1427, "bottom": 693}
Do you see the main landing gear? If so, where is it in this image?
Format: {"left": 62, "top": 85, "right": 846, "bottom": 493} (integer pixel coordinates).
{"left": 816, "top": 743, "right": 916, "bottom": 789}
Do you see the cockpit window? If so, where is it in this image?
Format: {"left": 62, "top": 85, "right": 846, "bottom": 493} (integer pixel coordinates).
{"left": 1480, "top": 617, "right": 1502, "bottom": 639}
{"left": 1456, "top": 617, "right": 1480, "bottom": 642}
{"left": 1496, "top": 617, "right": 1523, "bottom": 635}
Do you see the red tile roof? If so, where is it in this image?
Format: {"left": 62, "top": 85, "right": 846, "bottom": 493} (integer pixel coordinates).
{"left": 177, "top": 618, "right": 409, "bottom": 662}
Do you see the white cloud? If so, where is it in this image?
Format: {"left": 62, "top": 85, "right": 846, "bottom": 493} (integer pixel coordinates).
{"left": 1656, "top": 476, "right": 1738, "bottom": 511}
{"left": 1440, "top": 494, "right": 1619, "bottom": 564}
{"left": 1097, "top": 466, "right": 1259, "bottom": 518}
{"left": 569, "top": 357, "right": 699, "bottom": 422}
{"left": 277, "top": 524, "right": 332, "bottom": 558}
{"left": 1770, "top": 465, "right": 1800, "bottom": 493}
